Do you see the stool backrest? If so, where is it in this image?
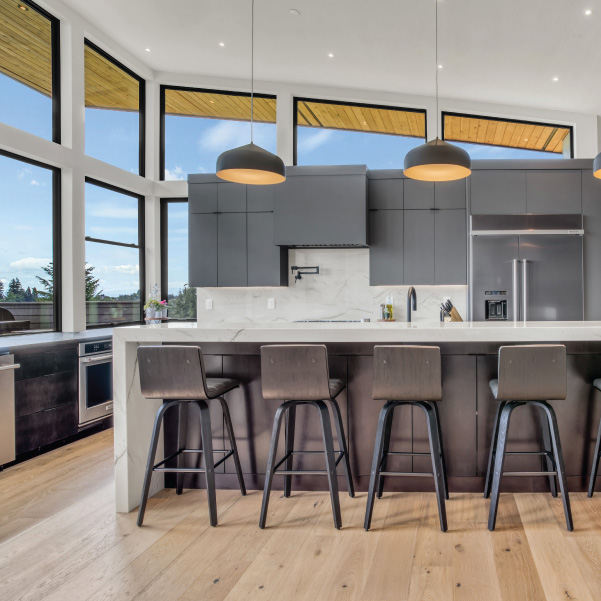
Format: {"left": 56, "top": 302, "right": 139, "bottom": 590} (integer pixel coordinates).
{"left": 260, "top": 345, "right": 331, "bottom": 401}
{"left": 497, "top": 344, "right": 567, "bottom": 401}
{"left": 373, "top": 345, "right": 442, "bottom": 401}
{"left": 137, "top": 345, "right": 209, "bottom": 400}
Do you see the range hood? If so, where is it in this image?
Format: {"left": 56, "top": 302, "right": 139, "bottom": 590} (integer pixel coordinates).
{"left": 273, "top": 165, "right": 368, "bottom": 247}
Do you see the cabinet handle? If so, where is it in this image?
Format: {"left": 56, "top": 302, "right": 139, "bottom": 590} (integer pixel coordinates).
{"left": 0, "top": 363, "right": 20, "bottom": 371}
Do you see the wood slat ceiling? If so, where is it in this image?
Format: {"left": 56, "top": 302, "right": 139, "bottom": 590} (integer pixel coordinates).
{"left": 164, "top": 89, "right": 276, "bottom": 123}
{"left": 296, "top": 100, "right": 426, "bottom": 138}
{"left": 443, "top": 114, "right": 570, "bottom": 154}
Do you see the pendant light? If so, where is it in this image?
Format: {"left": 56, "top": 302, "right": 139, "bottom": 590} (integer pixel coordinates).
{"left": 594, "top": 152, "right": 601, "bottom": 179}
{"left": 404, "top": 0, "right": 471, "bottom": 182}
{"left": 216, "top": 0, "right": 285, "bottom": 185}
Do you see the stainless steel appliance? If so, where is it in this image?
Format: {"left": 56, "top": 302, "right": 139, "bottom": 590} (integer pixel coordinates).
{"left": 0, "top": 354, "right": 19, "bottom": 464}
{"left": 78, "top": 339, "right": 113, "bottom": 426}
{"left": 469, "top": 214, "right": 584, "bottom": 322}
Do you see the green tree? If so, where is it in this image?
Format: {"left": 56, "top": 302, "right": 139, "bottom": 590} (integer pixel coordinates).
{"left": 0, "top": 280, "right": 4, "bottom": 300}
{"left": 85, "top": 264, "right": 102, "bottom": 300}
{"left": 168, "top": 285, "right": 197, "bottom": 319}
{"left": 37, "top": 262, "right": 103, "bottom": 301}
{"left": 7, "top": 278, "right": 25, "bottom": 301}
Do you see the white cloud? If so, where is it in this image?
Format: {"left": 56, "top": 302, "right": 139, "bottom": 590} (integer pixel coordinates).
{"left": 298, "top": 129, "right": 333, "bottom": 153}
{"left": 30, "top": 179, "right": 41, "bottom": 186}
{"left": 165, "top": 165, "right": 186, "bottom": 181}
{"left": 109, "top": 264, "right": 140, "bottom": 274}
{"left": 17, "top": 167, "right": 31, "bottom": 180}
{"left": 10, "top": 257, "right": 51, "bottom": 270}
{"left": 200, "top": 121, "right": 250, "bottom": 153}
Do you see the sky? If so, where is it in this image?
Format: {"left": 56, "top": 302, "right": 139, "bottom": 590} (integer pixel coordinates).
{"left": 1, "top": 71, "right": 563, "bottom": 299}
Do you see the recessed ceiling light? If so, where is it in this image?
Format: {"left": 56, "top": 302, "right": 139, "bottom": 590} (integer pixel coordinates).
{"left": 145, "top": 48, "right": 151, "bottom": 52}
{"left": 290, "top": 9, "right": 300, "bottom": 16}
{"left": 438, "top": 64, "right": 443, "bottom": 69}
{"left": 362, "top": 121, "right": 367, "bottom": 125}
{"left": 18, "top": 4, "right": 28, "bottom": 10}
{"left": 219, "top": 42, "right": 225, "bottom": 47}
{"left": 524, "top": 138, "right": 529, "bottom": 142}
{"left": 552, "top": 76, "right": 559, "bottom": 81}
{"left": 585, "top": 9, "right": 592, "bottom": 16}
{"left": 328, "top": 53, "right": 334, "bottom": 58}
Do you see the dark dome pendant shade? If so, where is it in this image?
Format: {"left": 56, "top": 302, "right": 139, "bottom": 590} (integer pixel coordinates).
{"left": 404, "top": 138, "right": 471, "bottom": 182}
{"left": 594, "top": 152, "right": 601, "bottom": 179}
{"left": 217, "top": 142, "right": 286, "bottom": 185}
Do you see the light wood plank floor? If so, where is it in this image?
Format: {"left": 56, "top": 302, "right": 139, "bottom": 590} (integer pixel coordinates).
{"left": 1, "top": 430, "right": 601, "bottom": 601}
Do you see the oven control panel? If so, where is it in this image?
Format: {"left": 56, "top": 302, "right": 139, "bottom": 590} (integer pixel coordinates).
{"left": 81, "top": 340, "right": 112, "bottom": 356}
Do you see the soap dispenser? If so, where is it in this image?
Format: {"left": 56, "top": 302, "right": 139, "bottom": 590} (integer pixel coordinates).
{"left": 385, "top": 296, "right": 394, "bottom": 320}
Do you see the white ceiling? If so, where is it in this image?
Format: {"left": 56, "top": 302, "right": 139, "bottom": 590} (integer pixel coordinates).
{"left": 60, "top": 0, "right": 601, "bottom": 115}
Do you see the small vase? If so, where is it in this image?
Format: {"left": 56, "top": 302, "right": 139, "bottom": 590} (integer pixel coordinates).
{"left": 161, "top": 308, "right": 168, "bottom": 318}
{"left": 146, "top": 307, "right": 156, "bottom": 319}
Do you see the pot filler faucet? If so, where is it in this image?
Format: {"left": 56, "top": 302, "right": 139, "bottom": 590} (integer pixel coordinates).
{"left": 291, "top": 266, "right": 319, "bottom": 283}
{"left": 407, "top": 286, "right": 417, "bottom": 322}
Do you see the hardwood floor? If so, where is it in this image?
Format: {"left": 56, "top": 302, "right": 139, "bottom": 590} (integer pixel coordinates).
{"left": 1, "top": 430, "right": 601, "bottom": 601}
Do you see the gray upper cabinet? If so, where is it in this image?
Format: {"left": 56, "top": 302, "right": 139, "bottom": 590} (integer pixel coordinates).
{"left": 217, "top": 213, "right": 247, "bottom": 286}
{"left": 218, "top": 183, "right": 246, "bottom": 212}
{"left": 189, "top": 183, "right": 218, "bottom": 214}
{"left": 526, "top": 170, "right": 582, "bottom": 213}
{"left": 404, "top": 210, "right": 435, "bottom": 284}
{"left": 247, "top": 184, "right": 276, "bottom": 212}
{"left": 247, "top": 212, "right": 287, "bottom": 286}
{"left": 369, "top": 178, "right": 403, "bottom": 210}
{"left": 435, "top": 210, "right": 467, "bottom": 284}
{"left": 470, "top": 170, "right": 527, "bottom": 214}
{"left": 369, "top": 210, "right": 403, "bottom": 285}
{"left": 188, "top": 213, "right": 218, "bottom": 287}
{"left": 435, "top": 180, "right": 467, "bottom": 209}
{"left": 405, "top": 180, "right": 435, "bottom": 210}
{"left": 582, "top": 170, "right": 601, "bottom": 320}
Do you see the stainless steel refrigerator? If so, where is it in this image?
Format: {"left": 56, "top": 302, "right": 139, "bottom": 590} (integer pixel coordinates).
{"left": 469, "top": 214, "right": 584, "bottom": 322}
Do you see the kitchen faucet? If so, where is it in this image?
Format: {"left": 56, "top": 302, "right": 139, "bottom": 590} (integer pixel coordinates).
{"left": 407, "top": 286, "right": 417, "bottom": 322}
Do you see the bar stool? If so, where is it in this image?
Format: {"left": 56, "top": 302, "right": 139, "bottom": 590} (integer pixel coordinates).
{"left": 364, "top": 345, "right": 448, "bottom": 533}
{"left": 136, "top": 345, "right": 246, "bottom": 527}
{"left": 485, "top": 344, "right": 573, "bottom": 531}
{"left": 259, "top": 345, "right": 354, "bottom": 530}
{"left": 587, "top": 379, "right": 601, "bottom": 497}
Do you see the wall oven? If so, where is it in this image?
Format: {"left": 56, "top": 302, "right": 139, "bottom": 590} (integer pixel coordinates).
{"left": 78, "top": 339, "right": 113, "bottom": 427}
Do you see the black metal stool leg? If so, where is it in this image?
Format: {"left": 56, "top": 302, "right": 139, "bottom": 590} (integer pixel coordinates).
{"left": 314, "top": 400, "right": 342, "bottom": 529}
{"left": 420, "top": 402, "right": 447, "bottom": 532}
{"left": 364, "top": 401, "right": 395, "bottom": 531}
{"left": 488, "top": 401, "right": 519, "bottom": 531}
{"left": 138, "top": 401, "right": 177, "bottom": 527}
{"left": 259, "top": 402, "right": 290, "bottom": 529}
{"left": 432, "top": 402, "right": 449, "bottom": 501}
{"left": 484, "top": 400, "right": 506, "bottom": 499}
{"left": 540, "top": 410, "right": 558, "bottom": 498}
{"left": 218, "top": 397, "right": 247, "bottom": 496}
{"left": 376, "top": 405, "right": 394, "bottom": 499}
{"left": 328, "top": 398, "right": 355, "bottom": 498}
{"left": 284, "top": 404, "right": 296, "bottom": 498}
{"left": 538, "top": 402, "right": 573, "bottom": 531}
{"left": 196, "top": 400, "right": 218, "bottom": 527}
{"left": 176, "top": 403, "right": 188, "bottom": 495}
{"left": 588, "top": 415, "right": 601, "bottom": 498}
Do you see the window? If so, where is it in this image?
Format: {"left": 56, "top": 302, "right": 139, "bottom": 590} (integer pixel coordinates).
{"left": 294, "top": 98, "right": 426, "bottom": 168}
{"left": 0, "top": 0, "right": 60, "bottom": 141}
{"left": 84, "top": 41, "right": 145, "bottom": 175}
{"left": 0, "top": 151, "right": 60, "bottom": 335}
{"left": 85, "top": 179, "right": 144, "bottom": 327}
{"left": 160, "top": 199, "right": 196, "bottom": 319}
{"left": 442, "top": 113, "right": 573, "bottom": 159}
{"left": 161, "top": 86, "right": 277, "bottom": 180}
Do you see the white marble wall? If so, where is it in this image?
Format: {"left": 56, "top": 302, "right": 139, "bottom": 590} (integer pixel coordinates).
{"left": 196, "top": 248, "right": 467, "bottom": 323}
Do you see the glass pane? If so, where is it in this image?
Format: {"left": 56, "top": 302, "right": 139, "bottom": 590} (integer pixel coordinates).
{"left": 85, "top": 242, "right": 140, "bottom": 327}
{"left": 0, "top": 153, "right": 55, "bottom": 335}
{"left": 85, "top": 182, "right": 139, "bottom": 245}
{"left": 0, "top": 0, "right": 54, "bottom": 139}
{"left": 443, "top": 114, "right": 571, "bottom": 159}
{"left": 165, "top": 202, "right": 196, "bottom": 319}
{"left": 295, "top": 100, "right": 426, "bottom": 168}
{"left": 85, "top": 44, "right": 141, "bottom": 173}
{"left": 163, "top": 88, "right": 277, "bottom": 180}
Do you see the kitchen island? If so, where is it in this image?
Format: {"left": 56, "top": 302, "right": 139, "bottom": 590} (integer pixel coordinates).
{"left": 113, "top": 321, "right": 601, "bottom": 512}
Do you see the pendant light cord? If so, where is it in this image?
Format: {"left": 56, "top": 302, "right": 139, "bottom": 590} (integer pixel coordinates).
{"left": 435, "top": 0, "right": 439, "bottom": 139}
{"left": 250, "top": 0, "right": 254, "bottom": 142}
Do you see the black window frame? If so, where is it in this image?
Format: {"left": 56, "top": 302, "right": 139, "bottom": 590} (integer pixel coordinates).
{"left": 0, "top": 148, "right": 61, "bottom": 334}
{"left": 159, "top": 85, "right": 277, "bottom": 181}
{"left": 84, "top": 177, "right": 145, "bottom": 329}
{"left": 83, "top": 40, "right": 146, "bottom": 177}
{"left": 441, "top": 111, "right": 575, "bottom": 158}
{"left": 293, "top": 97, "right": 428, "bottom": 166}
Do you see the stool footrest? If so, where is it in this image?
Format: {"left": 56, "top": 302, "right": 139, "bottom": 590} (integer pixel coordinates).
{"left": 505, "top": 451, "right": 552, "bottom": 456}
{"left": 379, "top": 471, "right": 434, "bottom": 477}
{"left": 273, "top": 450, "right": 345, "bottom": 473}
{"left": 384, "top": 451, "right": 431, "bottom": 457}
{"left": 154, "top": 467, "right": 206, "bottom": 473}
{"left": 502, "top": 471, "right": 557, "bottom": 477}
{"left": 153, "top": 449, "right": 234, "bottom": 471}
{"left": 277, "top": 470, "right": 329, "bottom": 475}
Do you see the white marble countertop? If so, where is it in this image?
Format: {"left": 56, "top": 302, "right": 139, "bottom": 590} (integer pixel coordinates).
{"left": 113, "top": 321, "right": 601, "bottom": 344}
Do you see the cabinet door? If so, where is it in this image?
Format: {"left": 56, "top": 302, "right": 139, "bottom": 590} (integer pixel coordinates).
{"left": 404, "top": 179, "right": 435, "bottom": 209}
{"left": 247, "top": 212, "right": 286, "bottom": 286}
{"left": 247, "top": 185, "right": 276, "bottom": 212}
{"left": 16, "top": 403, "right": 78, "bottom": 455}
{"left": 15, "top": 371, "right": 78, "bottom": 418}
{"left": 526, "top": 170, "right": 582, "bottom": 213}
{"left": 435, "top": 210, "right": 467, "bottom": 284}
{"left": 404, "top": 210, "right": 434, "bottom": 284}
{"left": 369, "top": 210, "right": 403, "bottom": 285}
{"left": 583, "top": 170, "right": 601, "bottom": 320}
{"left": 369, "top": 178, "right": 403, "bottom": 210}
{"left": 188, "top": 183, "right": 217, "bottom": 213}
{"left": 470, "top": 170, "right": 526, "bottom": 214}
{"left": 435, "top": 180, "right": 467, "bottom": 209}
{"left": 188, "top": 213, "right": 217, "bottom": 287}
{"left": 218, "top": 183, "right": 246, "bottom": 212}
{"left": 218, "top": 213, "right": 247, "bottom": 286}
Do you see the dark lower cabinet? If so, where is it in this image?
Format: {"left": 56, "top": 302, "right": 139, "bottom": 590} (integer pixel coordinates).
{"left": 15, "top": 371, "right": 78, "bottom": 418}
{"left": 16, "top": 403, "right": 78, "bottom": 455}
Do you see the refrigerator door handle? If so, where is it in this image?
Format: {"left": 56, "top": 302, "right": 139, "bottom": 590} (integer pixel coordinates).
{"left": 522, "top": 259, "right": 528, "bottom": 322}
{"left": 512, "top": 259, "right": 519, "bottom": 323}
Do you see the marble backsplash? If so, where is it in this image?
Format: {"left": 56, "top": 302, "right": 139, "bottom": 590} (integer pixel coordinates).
{"left": 195, "top": 248, "right": 467, "bottom": 323}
